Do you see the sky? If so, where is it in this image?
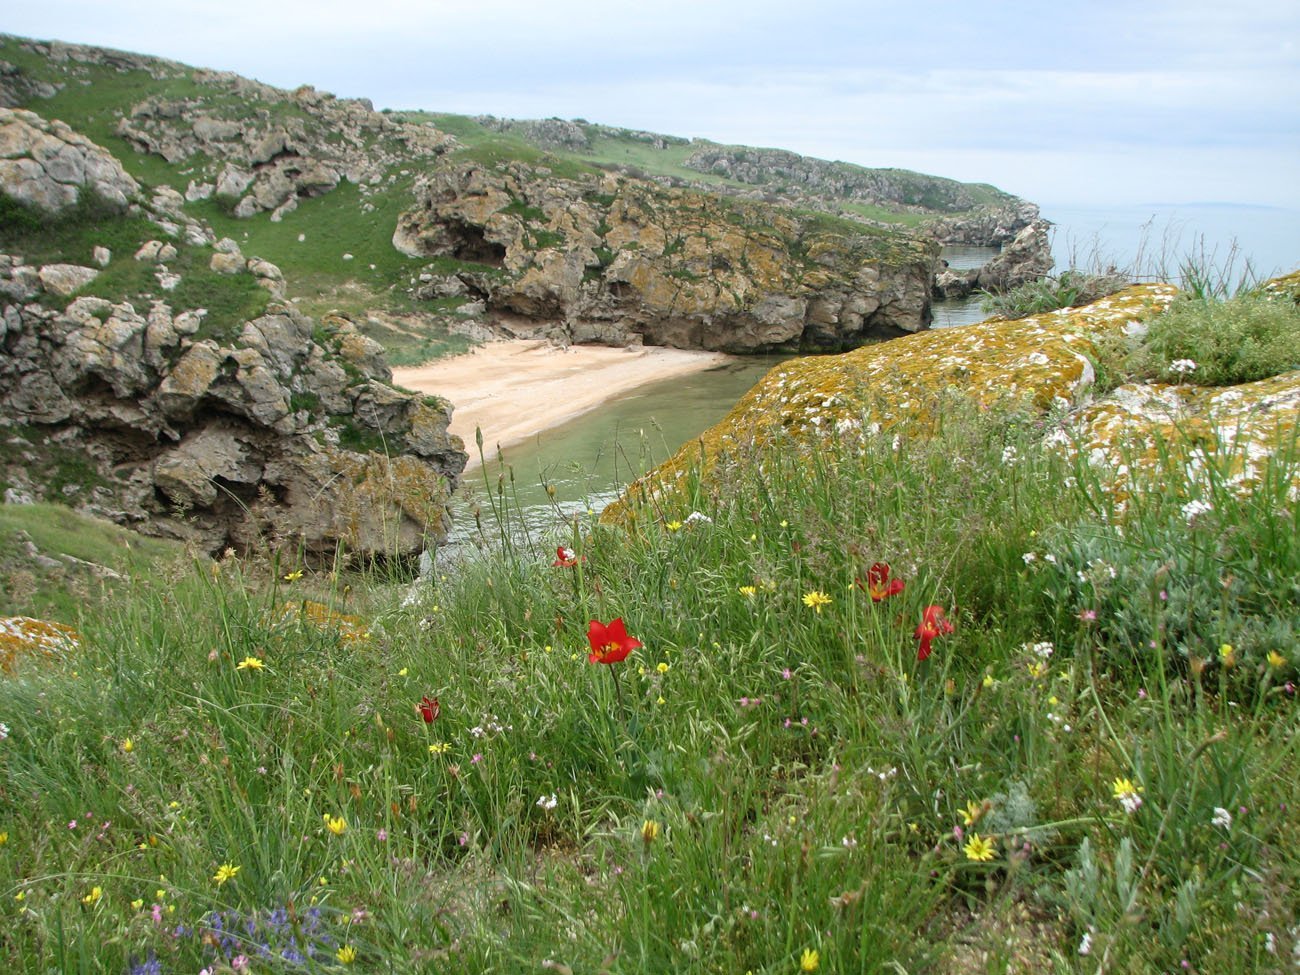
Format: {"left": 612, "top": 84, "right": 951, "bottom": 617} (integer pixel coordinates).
{"left": 5, "top": 0, "right": 1299, "bottom": 209}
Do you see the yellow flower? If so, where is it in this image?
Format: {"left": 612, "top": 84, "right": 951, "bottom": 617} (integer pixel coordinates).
{"left": 122, "top": 738, "right": 134, "bottom": 753}
{"left": 131, "top": 898, "right": 144, "bottom": 910}
{"left": 800, "top": 947, "right": 820, "bottom": 972}
{"left": 428, "top": 742, "right": 450, "bottom": 755}
{"left": 641, "top": 819, "right": 661, "bottom": 845}
{"left": 1268, "top": 650, "right": 1286, "bottom": 668}
{"left": 336, "top": 945, "right": 357, "bottom": 964}
{"left": 738, "top": 585, "right": 757, "bottom": 598}
{"left": 283, "top": 569, "right": 303, "bottom": 581}
{"left": 236, "top": 656, "right": 264, "bottom": 671}
{"left": 656, "top": 696, "right": 665, "bottom": 706}
{"left": 1027, "top": 661, "right": 1046, "bottom": 679}
{"left": 0, "top": 831, "right": 8, "bottom": 845}
{"left": 666, "top": 521, "right": 683, "bottom": 531}
{"left": 963, "top": 834, "right": 997, "bottom": 862}
{"left": 656, "top": 662, "right": 670, "bottom": 674}
{"left": 323, "top": 814, "right": 348, "bottom": 836}
{"left": 1218, "top": 643, "right": 1236, "bottom": 667}
{"left": 982, "top": 672, "right": 996, "bottom": 688}
{"left": 802, "top": 590, "right": 832, "bottom": 613}
{"left": 81, "top": 886, "right": 103, "bottom": 905}
{"left": 397, "top": 667, "right": 409, "bottom": 677}
{"left": 212, "top": 863, "right": 240, "bottom": 886}
{"left": 1111, "top": 777, "right": 1144, "bottom": 814}
{"left": 960, "top": 800, "right": 983, "bottom": 827}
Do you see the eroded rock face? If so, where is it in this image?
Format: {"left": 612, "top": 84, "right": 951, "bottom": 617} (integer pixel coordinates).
{"left": 933, "top": 219, "right": 1056, "bottom": 299}
{"left": 0, "top": 106, "right": 139, "bottom": 210}
{"left": 0, "top": 255, "right": 467, "bottom": 559}
{"left": 394, "top": 162, "right": 938, "bottom": 353}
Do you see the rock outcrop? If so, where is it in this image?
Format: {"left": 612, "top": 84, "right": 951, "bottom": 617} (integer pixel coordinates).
{"left": 394, "top": 162, "right": 938, "bottom": 352}
{"left": 1, "top": 257, "right": 466, "bottom": 560}
{"left": 113, "top": 76, "right": 454, "bottom": 219}
{"left": 0, "top": 106, "right": 140, "bottom": 211}
{"left": 933, "top": 219, "right": 1055, "bottom": 299}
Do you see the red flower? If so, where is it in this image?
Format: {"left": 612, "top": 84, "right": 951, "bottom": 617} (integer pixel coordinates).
{"left": 553, "top": 546, "right": 579, "bottom": 568}
{"left": 859, "top": 562, "right": 905, "bottom": 602}
{"left": 418, "top": 695, "right": 440, "bottom": 723}
{"left": 914, "top": 605, "right": 954, "bottom": 661}
{"left": 586, "top": 618, "right": 642, "bottom": 665}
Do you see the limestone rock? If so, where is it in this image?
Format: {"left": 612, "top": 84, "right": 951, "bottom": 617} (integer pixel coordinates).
{"left": 1, "top": 251, "right": 467, "bottom": 561}
{"left": 934, "top": 219, "right": 1056, "bottom": 299}
{"left": 0, "top": 107, "right": 139, "bottom": 211}
{"left": 37, "top": 263, "right": 98, "bottom": 296}
{"left": 395, "top": 162, "right": 937, "bottom": 352}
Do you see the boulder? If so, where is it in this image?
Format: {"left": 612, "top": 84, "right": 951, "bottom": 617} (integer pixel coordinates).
{"left": 0, "top": 107, "right": 139, "bottom": 211}
{"left": 37, "top": 263, "right": 98, "bottom": 296}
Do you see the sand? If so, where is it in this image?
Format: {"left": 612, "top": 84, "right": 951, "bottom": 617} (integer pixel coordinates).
{"left": 392, "top": 340, "right": 732, "bottom": 466}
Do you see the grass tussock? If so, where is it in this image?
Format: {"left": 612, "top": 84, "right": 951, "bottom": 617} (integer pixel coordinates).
{"left": 1, "top": 379, "right": 1297, "bottom": 973}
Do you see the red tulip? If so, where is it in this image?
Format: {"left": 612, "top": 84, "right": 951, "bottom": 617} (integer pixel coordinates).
{"left": 587, "top": 618, "right": 642, "bottom": 665}
{"left": 914, "top": 605, "right": 954, "bottom": 661}
{"left": 860, "top": 562, "right": 906, "bottom": 602}
{"left": 418, "top": 695, "right": 440, "bottom": 723}
{"left": 553, "top": 546, "right": 579, "bottom": 568}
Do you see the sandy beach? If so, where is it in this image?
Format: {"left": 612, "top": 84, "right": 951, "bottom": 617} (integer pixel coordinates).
{"left": 392, "top": 340, "right": 732, "bottom": 465}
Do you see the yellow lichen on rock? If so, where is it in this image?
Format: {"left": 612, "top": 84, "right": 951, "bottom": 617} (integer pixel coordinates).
{"left": 0, "top": 617, "right": 81, "bottom": 674}
{"left": 1057, "top": 371, "right": 1300, "bottom": 505}
{"left": 274, "top": 601, "right": 370, "bottom": 645}
{"left": 605, "top": 284, "right": 1178, "bottom": 523}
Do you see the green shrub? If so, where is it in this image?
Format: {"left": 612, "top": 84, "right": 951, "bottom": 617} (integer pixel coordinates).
{"left": 981, "top": 269, "right": 1131, "bottom": 319}
{"left": 1125, "top": 290, "right": 1300, "bottom": 386}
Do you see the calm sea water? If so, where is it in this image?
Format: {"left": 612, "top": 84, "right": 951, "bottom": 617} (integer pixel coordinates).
{"left": 1043, "top": 202, "right": 1299, "bottom": 283}
{"left": 446, "top": 202, "right": 1298, "bottom": 539}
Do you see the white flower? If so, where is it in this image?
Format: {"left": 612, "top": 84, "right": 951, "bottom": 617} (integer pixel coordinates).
{"left": 1001, "top": 445, "right": 1020, "bottom": 466}
{"left": 683, "top": 511, "right": 712, "bottom": 526}
{"left": 1078, "top": 930, "right": 1093, "bottom": 956}
{"left": 1211, "top": 806, "right": 1232, "bottom": 830}
{"left": 1182, "top": 499, "right": 1213, "bottom": 523}
{"left": 1022, "top": 552, "right": 1037, "bottom": 565}
{"left": 1169, "top": 359, "right": 1198, "bottom": 375}
{"left": 1044, "top": 553, "right": 1057, "bottom": 565}
{"left": 0, "top": 721, "right": 8, "bottom": 741}
{"left": 535, "top": 794, "right": 558, "bottom": 811}
{"left": 1025, "top": 641, "right": 1055, "bottom": 659}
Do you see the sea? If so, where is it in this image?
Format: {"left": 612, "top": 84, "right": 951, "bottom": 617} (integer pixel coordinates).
{"left": 933, "top": 201, "right": 1299, "bottom": 328}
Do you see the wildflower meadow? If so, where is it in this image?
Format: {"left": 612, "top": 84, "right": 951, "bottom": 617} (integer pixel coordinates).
{"left": 2, "top": 327, "right": 1299, "bottom": 972}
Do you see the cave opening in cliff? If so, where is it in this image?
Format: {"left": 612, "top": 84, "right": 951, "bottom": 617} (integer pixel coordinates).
{"left": 447, "top": 221, "right": 506, "bottom": 267}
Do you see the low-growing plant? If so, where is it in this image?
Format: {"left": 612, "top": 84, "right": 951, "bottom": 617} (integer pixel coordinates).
{"left": 980, "top": 268, "right": 1130, "bottom": 319}
{"left": 1123, "top": 289, "right": 1300, "bottom": 386}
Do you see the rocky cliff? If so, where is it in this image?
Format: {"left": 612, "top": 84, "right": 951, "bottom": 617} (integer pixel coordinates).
{"left": 1, "top": 107, "right": 466, "bottom": 559}
{"left": 394, "top": 161, "right": 938, "bottom": 352}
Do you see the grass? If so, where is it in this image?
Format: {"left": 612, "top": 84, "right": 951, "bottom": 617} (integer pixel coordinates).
{"left": 1, "top": 190, "right": 271, "bottom": 341}
{"left": 0, "top": 504, "right": 192, "bottom": 621}
{"left": 2, "top": 319, "right": 1297, "bottom": 971}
